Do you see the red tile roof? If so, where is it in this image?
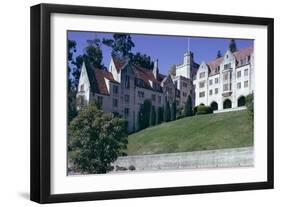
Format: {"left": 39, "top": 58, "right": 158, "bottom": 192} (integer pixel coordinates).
{"left": 112, "top": 57, "right": 128, "bottom": 72}
{"left": 94, "top": 69, "right": 119, "bottom": 95}
{"left": 207, "top": 45, "right": 253, "bottom": 76}
{"left": 233, "top": 45, "right": 253, "bottom": 62}
{"left": 208, "top": 57, "right": 223, "bottom": 76}
{"left": 132, "top": 64, "right": 163, "bottom": 92}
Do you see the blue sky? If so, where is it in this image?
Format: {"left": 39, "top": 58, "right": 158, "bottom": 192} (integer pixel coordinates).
{"left": 68, "top": 31, "right": 253, "bottom": 74}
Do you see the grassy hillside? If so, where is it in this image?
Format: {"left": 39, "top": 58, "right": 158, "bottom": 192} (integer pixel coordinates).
{"left": 127, "top": 110, "right": 253, "bottom": 155}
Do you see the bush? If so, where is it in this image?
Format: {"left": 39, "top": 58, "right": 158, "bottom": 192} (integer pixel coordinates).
{"left": 184, "top": 95, "right": 193, "bottom": 117}
{"left": 128, "top": 165, "right": 136, "bottom": 171}
{"left": 196, "top": 105, "right": 213, "bottom": 115}
{"left": 176, "top": 114, "right": 185, "bottom": 120}
{"left": 68, "top": 103, "right": 128, "bottom": 174}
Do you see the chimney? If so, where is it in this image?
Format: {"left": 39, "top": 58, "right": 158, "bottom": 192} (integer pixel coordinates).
{"left": 153, "top": 59, "right": 159, "bottom": 80}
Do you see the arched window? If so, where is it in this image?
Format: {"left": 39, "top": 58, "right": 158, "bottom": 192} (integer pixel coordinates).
{"left": 223, "top": 99, "right": 232, "bottom": 109}
{"left": 238, "top": 96, "right": 246, "bottom": 107}
{"left": 210, "top": 102, "right": 218, "bottom": 111}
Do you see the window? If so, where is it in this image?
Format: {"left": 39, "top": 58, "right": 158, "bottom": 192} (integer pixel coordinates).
{"left": 199, "top": 91, "right": 205, "bottom": 97}
{"left": 80, "top": 84, "right": 84, "bottom": 91}
{"left": 237, "top": 82, "right": 241, "bottom": 89}
{"left": 223, "top": 73, "right": 228, "bottom": 81}
{"left": 182, "top": 82, "right": 187, "bottom": 87}
{"left": 125, "top": 75, "right": 130, "bottom": 88}
{"left": 174, "top": 80, "right": 178, "bottom": 88}
{"left": 224, "top": 63, "right": 231, "bottom": 70}
{"left": 97, "top": 96, "right": 103, "bottom": 105}
{"left": 215, "top": 78, "right": 219, "bottom": 84}
{"left": 138, "top": 91, "right": 144, "bottom": 98}
{"left": 199, "top": 81, "right": 205, "bottom": 88}
{"left": 244, "top": 81, "right": 249, "bottom": 88}
{"left": 215, "top": 88, "right": 218, "bottom": 94}
{"left": 113, "top": 85, "right": 118, "bottom": 94}
{"left": 124, "top": 94, "right": 130, "bottom": 103}
{"left": 209, "top": 79, "right": 213, "bottom": 85}
{"left": 199, "top": 72, "right": 205, "bottom": 78}
{"left": 237, "top": 71, "right": 241, "bottom": 78}
{"left": 223, "top": 84, "right": 229, "bottom": 91}
{"left": 241, "top": 58, "right": 247, "bottom": 66}
{"left": 244, "top": 69, "right": 249, "bottom": 76}
{"left": 182, "top": 92, "right": 187, "bottom": 97}
{"left": 158, "top": 96, "right": 161, "bottom": 104}
{"left": 209, "top": 89, "right": 213, "bottom": 96}
{"left": 124, "top": 108, "right": 129, "bottom": 116}
{"left": 151, "top": 94, "right": 156, "bottom": 102}
{"left": 112, "top": 99, "right": 118, "bottom": 107}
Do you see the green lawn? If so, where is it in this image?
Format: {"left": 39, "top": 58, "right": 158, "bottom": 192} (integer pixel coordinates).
{"left": 127, "top": 110, "right": 253, "bottom": 155}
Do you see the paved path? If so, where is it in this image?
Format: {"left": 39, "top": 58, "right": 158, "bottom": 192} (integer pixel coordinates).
{"left": 112, "top": 147, "right": 254, "bottom": 172}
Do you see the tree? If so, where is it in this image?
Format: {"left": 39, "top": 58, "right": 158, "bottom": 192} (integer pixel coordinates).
{"left": 67, "top": 40, "right": 78, "bottom": 124}
{"left": 138, "top": 99, "right": 152, "bottom": 130}
{"left": 149, "top": 106, "right": 156, "bottom": 126}
{"left": 229, "top": 39, "right": 237, "bottom": 53}
{"left": 216, "top": 50, "right": 222, "bottom": 58}
{"left": 71, "top": 38, "right": 105, "bottom": 88}
{"left": 184, "top": 95, "right": 193, "bottom": 117}
{"left": 171, "top": 101, "right": 177, "bottom": 121}
{"left": 129, "top": 52, "right": 154, "bottom": 69}
{"left": 68, "top": 103, "right": 128, "bottom": 174}
{"left": 168, "top": 64, "right": 176, "bottom": 76}
{"left": 102, "top": 34, "right": 135, "bottom": 58}
{"left": 143, "top": 100, "right": 152, "bottom": 128}
{"left": 246, "top": 93, "right": 254, "bottom": 120}
{"left": 157, "top": 107, "right": 164, "bottom": 124}
{"left": 164, "top": 101, "right": 171, "bottom": 122}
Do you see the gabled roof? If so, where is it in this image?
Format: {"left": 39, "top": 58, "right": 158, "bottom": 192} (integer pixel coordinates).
{"left": 158, "top": 73, "right": 166, "bottom": 82}
{"left": 132, "top": 64, "right": 162, "bottom": 92}
{"left": 233, "top": 45, "right": 253, "bottom": 62}
{"left": 207, "top": 45, "right": 253, "bottom": 76}
{"left": 93, "top": 68, "right": 119, "bottom": 95}
{"left": 207, "top": 57, "right": 223, "bottom": 76}
{"left": 112, "top": 56, "right": 128, "bottom": 72}
{"left": 84, "top": 63, "right": 119, "bottom": 96}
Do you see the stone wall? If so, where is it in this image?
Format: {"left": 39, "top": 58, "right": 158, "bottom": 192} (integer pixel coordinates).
{"left": 112, "top": 147, "right": 253, "bottom": 172}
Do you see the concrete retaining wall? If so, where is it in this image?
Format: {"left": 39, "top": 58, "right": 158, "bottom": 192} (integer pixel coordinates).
{"left": 112, "top": 147, "right": 253, "bottom": 172}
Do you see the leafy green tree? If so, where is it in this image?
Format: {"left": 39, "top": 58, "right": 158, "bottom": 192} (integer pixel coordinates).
{"left": 157, "top": 106, "right": 164, "bottom": 124}
{"left": 184, "top": 95, "right": 193, "bottom": 117}
{"left": 102, "top": 34, "right": 135, "bottom": 58}
{"left": 149, "top": 106, "right": 156, "bottom": 126}
{"left": 67, "top": 40, "right": 78, "bottom": 124}
{"left": 68, "top": 103, "right": 128, "bottom": 174}
{"left": 246, "top": 93, "right": 254, "bottom": 120}
{"left": 164, "top": 101, "right": 171, "bottom": 122}
{"left": 72, "top": 38, "right": 105, "bottom": 88}
{"left": 229, "top": 39, "right": 237, "bottom": 53}
{"left": 129, "top": 52, "right": 154, "bottom": 69}
{"left": 143, "top": 99, "right": 152, "bottom": 128}
{"left": 138, "top": 99, "right": 152, "bottom": 130}
{"left": 171, "top": 101, "right": 177, "bottom": 121}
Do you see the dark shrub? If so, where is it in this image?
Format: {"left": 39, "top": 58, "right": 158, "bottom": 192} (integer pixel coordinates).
{"left": 196, "top": 105, "right": 213, "bottom": 115}
{"left": 176, "top": 114, "right": 185, "bottom": 120}
{"left": 128, "top": 165, "right": 136, "bottom": 171}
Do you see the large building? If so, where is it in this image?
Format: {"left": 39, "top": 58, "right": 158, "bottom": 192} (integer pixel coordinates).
{"left": 76, "top": 43, "right": 254, "bottom": 132}
{"left": 194, "top": 45, "right": 254, "bottom": 110}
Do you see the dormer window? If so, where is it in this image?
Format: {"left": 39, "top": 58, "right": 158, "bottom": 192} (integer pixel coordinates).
{"left": 80, "top": 84, "right": 84, "bottom": 91}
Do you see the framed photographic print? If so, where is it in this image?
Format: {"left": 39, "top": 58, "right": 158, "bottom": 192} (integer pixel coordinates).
{"left": 30, "top": 3, "right": 274, "bottom": 203}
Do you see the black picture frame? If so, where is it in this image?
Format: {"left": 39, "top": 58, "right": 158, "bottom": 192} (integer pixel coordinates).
{"left": 30, "top": 3, "right": 274, "bottom": 204}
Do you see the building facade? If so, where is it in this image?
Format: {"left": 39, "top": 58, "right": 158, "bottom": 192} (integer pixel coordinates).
{"left": 194, "top": 45, "right": 254, "bottom": 110}
{"left": 76, "top": 44, "right": 254, "bottom": 132}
